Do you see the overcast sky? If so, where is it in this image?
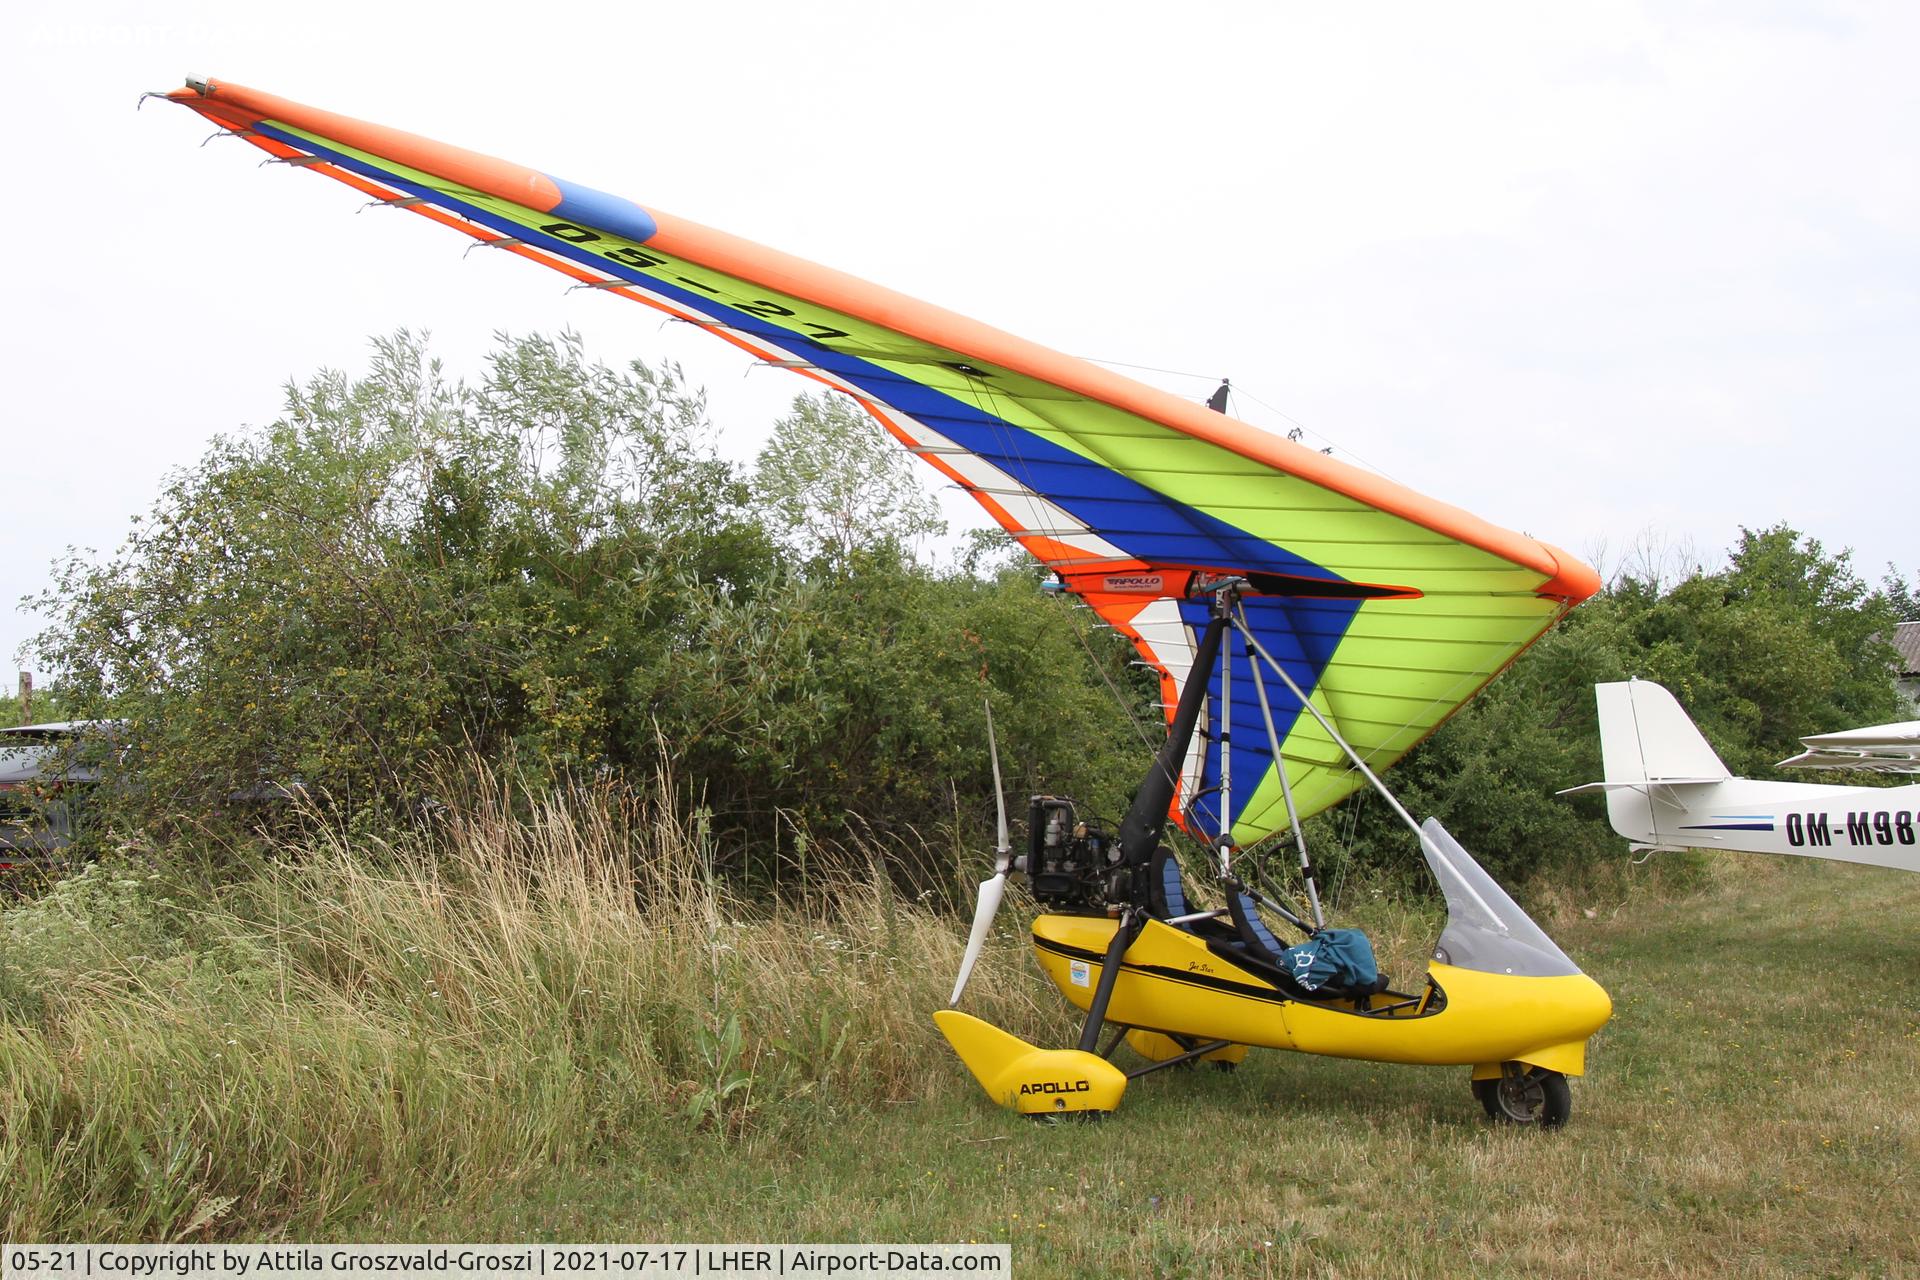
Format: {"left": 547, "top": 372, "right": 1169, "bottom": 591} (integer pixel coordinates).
{"left": 4, "top": 1, "right": 1916, "bottom": 684}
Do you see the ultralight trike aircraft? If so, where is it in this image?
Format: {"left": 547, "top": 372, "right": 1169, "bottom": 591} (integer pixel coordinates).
{"left": 939, "top": 579, "right": 1614, "bottom": 1126}
{"left": 148, "top": 76, "right": 1614, "bottom": 1126}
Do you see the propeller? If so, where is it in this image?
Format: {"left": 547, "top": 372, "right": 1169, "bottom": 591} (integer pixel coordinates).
{"left": 950, "top": 699, "right": 1014, "bottom": 1005}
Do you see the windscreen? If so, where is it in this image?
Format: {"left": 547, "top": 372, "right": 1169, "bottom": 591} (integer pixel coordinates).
{"left": 1421, "top": 817, "right": 1581, "bottom": 978}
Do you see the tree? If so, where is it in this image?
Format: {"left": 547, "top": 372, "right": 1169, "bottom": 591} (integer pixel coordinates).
{"left": 1885, "top": 567, "right": 1919, "bottom": 623}
{"left": 751, "top": 393, "right": 945, "bottom": 568}
{"left": 31, "top": 331, "right": 771, "bottom": 830}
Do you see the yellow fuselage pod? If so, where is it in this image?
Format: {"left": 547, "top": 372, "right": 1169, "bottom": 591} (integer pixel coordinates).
{"left": 1032, "top": 914, "right": 1611, "bottom": 1075}
{"left": 1125, "top": 1029, "right": 1249, "bottom": 1067}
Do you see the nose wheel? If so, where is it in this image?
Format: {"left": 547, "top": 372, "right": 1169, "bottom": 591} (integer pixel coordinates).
{"left": 1473, "top": 1063, "right": 1571, "bottom": 1128}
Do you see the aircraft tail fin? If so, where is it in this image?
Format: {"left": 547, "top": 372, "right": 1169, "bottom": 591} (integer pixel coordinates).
{"left": 1563, "top": 681, "right": 1729, "bottom": 847}
{"left": 1597, "top": 679, "right": 1730, "bottom": 787}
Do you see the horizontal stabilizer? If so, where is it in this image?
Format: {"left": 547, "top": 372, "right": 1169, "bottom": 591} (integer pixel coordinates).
{"left": 1557, "top": 778, "right": 1722, "bottom": 796}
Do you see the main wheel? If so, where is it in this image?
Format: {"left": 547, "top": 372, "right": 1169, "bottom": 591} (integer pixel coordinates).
{"left": 1473, "top": 1064, "right": 1571, "bottom": 1128}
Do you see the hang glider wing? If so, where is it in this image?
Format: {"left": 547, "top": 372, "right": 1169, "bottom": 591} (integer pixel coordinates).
{"left": 154, "top": 77, "right": 1600, "bottom": 845}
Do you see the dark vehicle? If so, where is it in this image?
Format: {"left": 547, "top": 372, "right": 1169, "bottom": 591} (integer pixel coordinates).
{"left": 0, "top": 721, "right": 115, "bottom": 871}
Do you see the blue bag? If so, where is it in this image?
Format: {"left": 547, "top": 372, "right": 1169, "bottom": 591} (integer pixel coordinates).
{"left": 1279, "top": 928, "right": 1379, "bottom": 993}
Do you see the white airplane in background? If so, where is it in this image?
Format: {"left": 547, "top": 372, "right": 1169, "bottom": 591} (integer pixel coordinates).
{"left": 1564, "top": 680, "right": 1920, "bottom": 874}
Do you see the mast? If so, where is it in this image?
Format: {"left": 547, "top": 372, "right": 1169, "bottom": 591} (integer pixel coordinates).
{"left": 1116, "top": 592, "right": 1231, "bottom": 883}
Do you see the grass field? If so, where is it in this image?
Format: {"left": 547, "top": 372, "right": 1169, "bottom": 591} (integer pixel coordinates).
{"left": 354, "top": 858, "right": 1920, "bottom": 1279}
{"left": 3, "top": 796, "right": 1916, "bottom": 1277}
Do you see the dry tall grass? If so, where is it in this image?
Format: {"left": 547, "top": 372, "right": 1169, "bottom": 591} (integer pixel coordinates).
{"left": 0, "top": 765, "right": 1070, "bottom": 1239}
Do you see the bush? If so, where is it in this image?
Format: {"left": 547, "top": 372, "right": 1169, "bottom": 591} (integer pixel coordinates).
{"left": 0, "top": 862, "right": 192, "bottom": 1021}
{"left": 29, "top": 333, "right": 1146, "bottom": 885}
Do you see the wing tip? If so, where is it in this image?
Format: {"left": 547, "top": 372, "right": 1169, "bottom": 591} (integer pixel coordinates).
{"left": 1532, "top": 541, "right": 1601, "bottom": 605}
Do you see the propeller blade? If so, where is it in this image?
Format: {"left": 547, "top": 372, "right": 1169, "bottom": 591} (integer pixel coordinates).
{"left": 985, "top": 700, "right": 1011, "bottom": 874}
{"left": 952, "top": 700, "right": 1016, "bottom": 1006}
{"left": 950, "top": 872, "right": 1007, "bottom": 1005}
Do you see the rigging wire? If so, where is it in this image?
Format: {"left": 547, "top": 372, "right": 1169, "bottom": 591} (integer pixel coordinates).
{"left": 1226, "top": 384, "right": 1406, "bottom": 488}
{"left": 1071, "top": 608, "right": 1161, "bottom": 756}
{"left": 1069, "top": 355, "right": 1222, "bottom": 383}
{"left": 1332, "top": 789, "right": 1366, "bottom": 917}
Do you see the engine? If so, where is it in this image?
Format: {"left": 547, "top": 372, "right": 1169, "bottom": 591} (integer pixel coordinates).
{"left": 1017, "top": 796, "right": 1122, "bottom": 912}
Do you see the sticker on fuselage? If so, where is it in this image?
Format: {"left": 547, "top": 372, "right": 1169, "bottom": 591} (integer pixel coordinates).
{"left": 1070, "top": 960, "right": 1091, "bottom": 988}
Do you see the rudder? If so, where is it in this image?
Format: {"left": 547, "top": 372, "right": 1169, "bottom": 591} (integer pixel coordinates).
{"left": 1594, "top": 680, "right": 1730, "bottom": 845}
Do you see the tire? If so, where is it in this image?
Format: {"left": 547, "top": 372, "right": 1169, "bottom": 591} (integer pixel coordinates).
{"left": 1473, "top": 1064, "right": 1571, "bottom": 1129}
